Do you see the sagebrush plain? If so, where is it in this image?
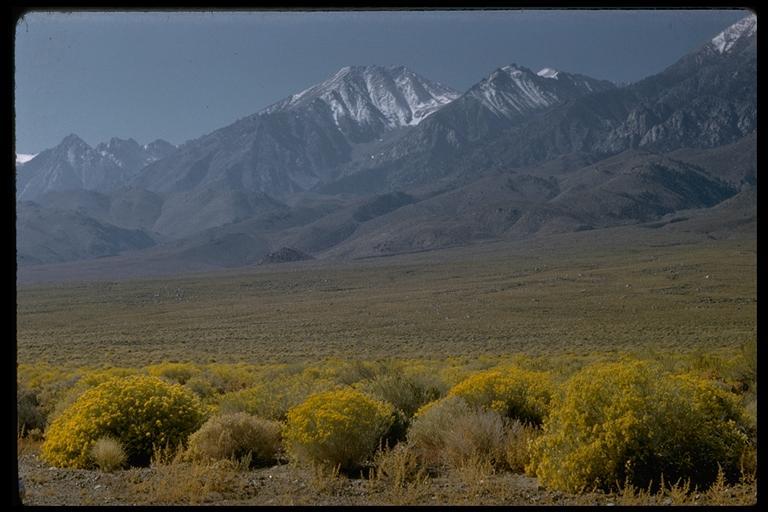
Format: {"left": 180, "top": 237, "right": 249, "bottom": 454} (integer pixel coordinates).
{"left": 16, "top": 228, "right": 757, "bottom": 506}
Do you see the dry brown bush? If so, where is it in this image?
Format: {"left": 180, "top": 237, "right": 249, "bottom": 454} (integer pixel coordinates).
{"left": 186, "top": 412, "right": 282, "bottom": 467}
{"left": 89, "top": 436, "right": 127, "bottom": 472}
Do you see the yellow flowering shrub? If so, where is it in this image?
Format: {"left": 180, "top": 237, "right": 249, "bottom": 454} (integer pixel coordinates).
{"left": 41, "top": 375, "right": 208, "bottom": 468}
{"left": 17, "top": 363, "right": 71, "bottom": 389}
{"left": 50, "top": 367, "right": 143, "bottom": 421}
{"left": 448, "top": 367, "right": 555, "bottom": 425}
{"left": 17, "top": 364, "right": 119, "bottom": 427}
{"left": 284, "top": 388, "right": 395, "bottom": 471}
{"left": 527, "top": 360, "right": 750, "bottom": 492}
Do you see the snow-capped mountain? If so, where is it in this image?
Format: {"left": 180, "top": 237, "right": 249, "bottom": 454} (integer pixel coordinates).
{"left": 15, "top": 13, "right": 756, "bottom": 271}
{"left": 710, "top": 13, "right": 756, "bottom": 54}
{"left": 263, "top": 65, "right": 459, "bottom": 137}
{"left": 326, "top": 64, "right": 617, "bottom": 191}
{"left": 597, "top": 13, "right": 757, "bottom": 153}
{"left": 464, "top": 64, "right": 614, "bottom": 120}
{"left": 132, "top": 65, "right": 460, "bottom": 204}
{"left": 16, "top": 135, "right": 177, "bottom": 201}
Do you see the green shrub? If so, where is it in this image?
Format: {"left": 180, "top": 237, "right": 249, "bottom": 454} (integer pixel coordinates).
{"left": 284, "top": 388, "right": 394, "bottom": 471}
{"left": 17, "top": 364, "right": 80, "bottom": 426}
{"left": 527, "top": 360, "right": 750, "bottom": 493}
{"left": 381, "top": 408, "right": 410, "bottom": 447}
{"left": 332, "top": 360, "right": 385, "bottom": 386}
{"left": 17, "top": 387, "right": 46, "bottom": 435}
{"left": 448, "top": 367, "right": 555, "bottom": 425}
{"left": 147, "top": 362, "right": 200, "bottom": 385}
{"left": 187, "top": 413, "right": 282, "bottom": 467}
{"left": 359, "top": 370, "right": 444, "bottom": 417}
{"left": 202, "top": 363, "right": 260, "bottom": 393}
{"left": 503, "top": 419, "right": 538, "bottom": 473}
{"left": 41, "top": 375, "right": 208, "bottom": 468}
{"left": 184, "top": 374, "right": 220, "bottom": 400}
{"left": 733, "top": 338, "right": 756, "bottom": 393}
{"left": 217, "top": 373, "right": 336, "bottom": 421}
{"left": 90, "top": 436, "right": 127, "bottom": 472}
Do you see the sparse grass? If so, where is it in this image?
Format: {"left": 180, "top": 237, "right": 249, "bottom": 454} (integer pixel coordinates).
{"left": 503, "top": 420, "right": 538, "bottom": 473}
{"left": 308, "top": 462, "right": 346, "bottom": 496}
{"left": 16, "top": 237, "right": 756, "bottom": 367}
{"left": 371, "top": 443, "right": 429, "bottom": 501}
{"left": 453, "top": 456, "right": 497, "bottom": 500}
{"left": 135, "top": 448, "right": 242, "bottom": 504}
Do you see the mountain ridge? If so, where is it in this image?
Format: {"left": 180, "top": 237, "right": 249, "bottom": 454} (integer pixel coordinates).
{"left": 15, "top": 14, "right": 756, "bottom": 275}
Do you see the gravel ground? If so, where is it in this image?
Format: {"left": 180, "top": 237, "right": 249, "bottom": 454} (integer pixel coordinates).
{"left": 18, "top": 451, "right": 611, "bottom": 506}
{"left": 17, "top": 451, "right": 755, "bottom": 506}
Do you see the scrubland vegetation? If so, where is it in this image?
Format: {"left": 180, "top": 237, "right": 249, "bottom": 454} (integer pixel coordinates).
{"left": 17, "top": 344, "right": 756, "bottom": 505}
{"left": 16, "top": 237, "right": 756, "bottom": 505}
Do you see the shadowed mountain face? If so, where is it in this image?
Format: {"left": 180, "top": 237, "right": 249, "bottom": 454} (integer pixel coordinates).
{"left": 16, "top": 201, "right": 156, "bottom": 265}
{"left": 15, "top": 16, "right": 756, "bottom": 274}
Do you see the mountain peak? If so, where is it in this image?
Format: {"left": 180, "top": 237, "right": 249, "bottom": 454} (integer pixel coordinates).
{"left": 99, "top": 137, "right": 141, "bottom": 152}
{"left": 263, "top": 64, "right": 459, "bottom": 131}
{"left": 466, "top": 65, "right": 614, "bottom": 119}
{"left": 60, "top": 133, "right": 89, "bottom": 148}
{"left": 500, "top": 63, "right": 525, "bottom": 72}
{"left": 711, "top": 13, "right": 756, "bottom": 54}
{"left": 145, "top": 138, "right": 176, "bottom": 150}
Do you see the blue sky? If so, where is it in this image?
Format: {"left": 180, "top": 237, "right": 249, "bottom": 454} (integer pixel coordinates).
{"left": 14, "top": 9, "right": 749, "bottom": 154}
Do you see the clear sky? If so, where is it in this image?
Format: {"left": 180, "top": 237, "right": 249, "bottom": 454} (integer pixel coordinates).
{"left": 14, "top": 9, "right": 750, "bottom": 154}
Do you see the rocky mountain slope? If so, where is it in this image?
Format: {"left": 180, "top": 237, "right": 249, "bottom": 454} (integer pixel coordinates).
{"left": 16, "top": 135, "right": 176, "bottom": 201}
{"left": 131, "top": 65, "right": 459, "bottom": 200}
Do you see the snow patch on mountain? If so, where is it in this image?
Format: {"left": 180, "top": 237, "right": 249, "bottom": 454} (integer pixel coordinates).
{"left": 537, "top": 68, "right": 560, "bottom": 79}
{"left": 16, "top": 153, "right": 37, "bottom": 164}
{"left": 711, "top": 14, "right": 756, "bottom": 53}
{"left": 467, "top": 65, "right": 559, "bottom": 117}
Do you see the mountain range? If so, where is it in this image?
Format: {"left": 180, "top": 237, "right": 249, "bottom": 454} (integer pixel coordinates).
{"left": 15, "top": 14, "right": 756, "bottom": 276}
